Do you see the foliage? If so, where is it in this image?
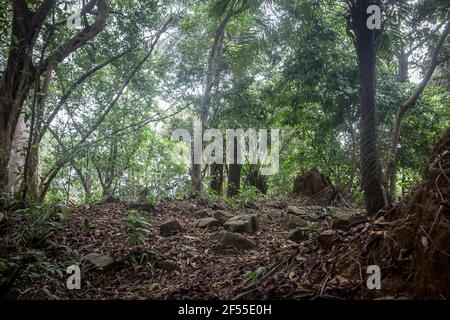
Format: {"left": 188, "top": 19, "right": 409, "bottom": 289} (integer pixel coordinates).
{"left": 245, "top": 266, "right": 267, "bottom": 282}
{"left": 123, "top": 210, "right": 152, "bottom": 246}
{"left": 0, "top": 0, "right": 448, "bottom": 208}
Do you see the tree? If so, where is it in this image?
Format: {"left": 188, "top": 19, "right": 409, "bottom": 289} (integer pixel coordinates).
{"left": 0, "top": 0, "right": 108, "bottom": 193}
{"left": 348, "top": 0, "right": 385, "bottom": 215}
{"left": 385, "top": 19, "right": 450, "bottom": 197}
{"left": 191, "top": 0, "right": 251, "bottom": 195}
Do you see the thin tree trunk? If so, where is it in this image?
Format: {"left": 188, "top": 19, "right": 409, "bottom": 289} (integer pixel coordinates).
{"left": 385, "top": 20, "right": 450, "bottom": 198}
{"left": 210, "top": 163, "right": 224, "bottom": 195}
{"left": 191, "top": 12, "right": 233, "bottom": 195}
{"left": 38, "top": 17, "right": 173, "bottom": 201}
{"left": 74, "top": 165, "right": 91, "bottom": 202}
{"left": 344, "top": 104, "right": 357, "bottom": 194}
{"left": 397, "top": 51, "right": 409, "bottom": 82}
{"left": 227, "top": 137, "right": 241, "bottom": 197}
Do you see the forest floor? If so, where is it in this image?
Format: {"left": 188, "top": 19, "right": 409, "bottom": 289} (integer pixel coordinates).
{"left": 1, "top": 196, "right": 398, "bottom": 300}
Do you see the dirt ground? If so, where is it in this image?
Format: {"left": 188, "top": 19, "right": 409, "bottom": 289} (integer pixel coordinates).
{"left": 1, "top": 195, "right": 402, "bottom": 300}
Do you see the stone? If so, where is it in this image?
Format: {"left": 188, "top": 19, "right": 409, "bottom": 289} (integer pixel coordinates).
{"left": 128, "top": 202, "right": 155, "bottom": 212}
{"left": 211, "top": 210, "right": 233, "bottom": 224}
{"left": 195, "top": 209, "right": 210, "bottom": 219}
{"left": 159, "top": 219, "right": 184, "bottom": 236}
{"left": 287, "top": 205, "right": 305, "bottom": 216}
{"left": 211, "top": 202, "right": 226, "bottom": 210}
{"left": 318, "top": 229, "right": 336, "bottom": 245}
{"left": 102, "top": 195, "right": 121, "bottom": 203}
{"left": 271, "top": 199, "right": 289, "bottom": 209}
{"left": 82, "top": 253, "right": 115, "bottom": 271}
{"left": 156, "top": 260, "right": 180, "bottom": 272}
{"left": 214, "top": 230, "right": 256, "bottom": 252}
{"left": 194, "top": 217, "right": 219, "bottom": 230}
{"left": 0, "top": 212, "right": 4, "bottom": 225}
{"left": 285, "top": 214, "right": 308, "bottom": 230}
{"left": 223, "top": 214, "right": 259, "bottom": 233}
{"left": 287, "top": 228, "right": 308, "bottom": 242}
{"left": 331, "top": 212, "right": 368, "bottom": 230}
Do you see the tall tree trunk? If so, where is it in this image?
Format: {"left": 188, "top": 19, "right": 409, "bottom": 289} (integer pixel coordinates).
{"left": 74, "top": 165, "right": 92, "bottom": 202}
{"left": 397, "top": 51, "right": 409, "bottom": 83}
{"left": 245, "top": 164, "right": 268, "bottom": 194}
{"left": 0, "top": 1, "right": 42, "bottom": 191}
{"left": 0, "top": 0, "right": 109, "bottom": 195}
{"left": 191, "top": 12, "right": 233, "bottom": 196}
{"left": 344, "top": 104, "right": 357, "bottom": 194}
{"left": 210, "top": 163, "right": 224, "bottom": 195}
{"left": 7, "top": 113, "right": 28, "bottom": 191}
{"left": 350, "top": 0, "right": 385, "bottom": 215}
{"left": 227, "top": 137, "right": 241, "bottom": 197}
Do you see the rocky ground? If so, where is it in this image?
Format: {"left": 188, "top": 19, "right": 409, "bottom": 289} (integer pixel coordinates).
{"left": 0, "top": 196, "right": 399, "bottom": 300}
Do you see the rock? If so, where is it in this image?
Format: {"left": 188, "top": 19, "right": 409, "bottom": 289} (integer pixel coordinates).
{"left": 285, "top": 214, "right": 308, "bottom": 230}
{"left": 156, "top": 260, "right": 180, "bottom": 272}
{"left": 211, "top": 202, "right": 226, "bottom": 210}
{"left": 0, "top": 212, "right": 4, "bottom": 225}
{"left": 82, "top": 253, "right": 116, "bottom": 271}
{"left": 318, "top": 229, "right": 336, "bottom": 246}
{"left": 223, "top": 214, "right": 259, "bottom": 233}
{"left": 159, "top": 219, "right": 184, "bottom": 236}
{"left": 101, "top": 195, "right": 121, "bottom": 203}
{"left": 215, "top": 231, "right": 256, "bottom": 252}
{"left": 287, "top": 205, "right": 305, "bottom": 215}
{"left": 185, "top": 205, "right": 197, "bottom": 213}
{"left": 194, "top": 217, "right": 219, "bottom": 230}
{"left": 195, "top": 209, "right": 210, "bottom": 219}
{"left": 211, "top": 210, "right": 233, "bottom": 224}
{"left": 331, "top": 212, "right": 368, "bottom": 230}
{"left": 271, "top": 199, "right": 289, "bottom": 209}
{"left": 128, "top": 202, "right": 155, "bottom": 212}
{"left": 287, "top": 227, "right": 308, "bottom": 242}
{"left": 293, "top": 169, "right": 334, "bottom": 196}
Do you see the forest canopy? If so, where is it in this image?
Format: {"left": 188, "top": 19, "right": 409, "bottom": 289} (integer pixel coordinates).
{"left": 0, "top": 0, "right": 448, "bottom": 207}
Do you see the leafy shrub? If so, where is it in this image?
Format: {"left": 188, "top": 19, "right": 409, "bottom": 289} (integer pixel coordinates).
{"left": 15, "top": 204, "right": 67, "bottom": 246}
{"left": 123, "top": 211, "right": 152, "bottom": 246}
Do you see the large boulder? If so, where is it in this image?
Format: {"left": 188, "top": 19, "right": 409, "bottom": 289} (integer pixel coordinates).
{"left": 214, "top": 230, "right": 256, "bottom": 252}
{"left": 223, "top": 214, "right": 259, "bottom": 233}
{"left": 293, "top": 169, "right": 334, "bottom": 196}
{"left": 159, "top": 219, "right": 184, "bottom": 236}
{"left": 194, "top": 217, "right": 219, "bottom": 230}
